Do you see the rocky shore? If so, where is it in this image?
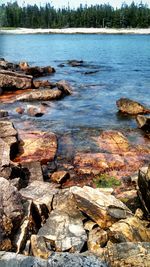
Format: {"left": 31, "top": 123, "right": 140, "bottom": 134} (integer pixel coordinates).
{"left": 0, "top": 58, "right": 150, "bottom": 266}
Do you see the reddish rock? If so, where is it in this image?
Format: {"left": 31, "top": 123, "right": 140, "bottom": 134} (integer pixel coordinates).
{"left": 51, "top": 171, "right": 70, "bottom": 184}
{"left": 16, "top": 88, "right": 63, "bottom": 101}
{"left": 14, "top": 130, "right": 57, "bottom": 164}
{"left": 16, "top": 107, "right": 25, "bottom": 114}
{"left": 33, "top": 80, "right": 53, "bottom": 89}
{"left": 74, "top": 131, "right": 150, "bottom": 178}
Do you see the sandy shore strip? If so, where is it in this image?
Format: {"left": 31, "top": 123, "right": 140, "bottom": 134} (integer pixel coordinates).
{"left": 1, "top": 27, "right": 150, "bottom": 34}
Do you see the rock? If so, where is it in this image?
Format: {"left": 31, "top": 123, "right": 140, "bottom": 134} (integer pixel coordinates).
{"left": 20, "top": 181, "right": 59, "bottom": 219}
{"left": 27, "top": 105, "right": 45, "bottom": 117}
{"left": 38, "top": 209, "right": 87, "bottom": 252}
{"left": 0, "top": 120, "right": 18, "bottom": 148}
{"left": 116, "top": 98, "right": 150, "bottom": 115}
{"left": 0, "top": 251, "right": 48, "bottom": 267}
{"left": 21, "top": 162, "right": 43, "bottom": 184}
{"left": 19, "top": 61, "right": 29, "bottom": 70}
{"left": 51, "top": 170, "right": 70, "bottom": 183}
{"left": 0, "top": 70, "right": 33, "bottom": 90}
{"left": 104, "top": 242, "right": 150, "bottom": 267}
{"left": 48, "top": 252, "right": 107, "bottom": 267}
{"left": 33, "top": 80, "right": 53, "bottom": 89}
{"left": 68, "top": 60, "right": 84, "bottom": 67}
{"left": 15, "top": 107, "right": 25, "bottom": 114}
{"left": 31, "top": 235, "right": 52, "bottom": 259}
{"left": 15, "top": 130, "right": 57, "bottom": 164}
{"left": 71, "top": 186, "right": 132, "bottom": 229}
{"left": 23, "top": 65, "right": 55, "bottom": 77}
{"left": 136, "top": 114, "right": 150, "bottom": 132}
{"left": 0, "top": 177, "right": 24, "bottom": 251}
{"left": 56, "top": 80, "right": 72, "bottom": 95}
{"left": 138, "top": 165, "right": 150, "bottom": 214}
{"left": 0, "top": 110, "right": 8, "bottom": 118}
{"left": 0, "top": 251, "right": 107, "bottom": 267}
{"left": 16, "top": 88, "right": 63, "bottom": 101}
{"left": 108, "top": 216, "right": 150, "bottom": 243}
{"left": 74, "top": 130, "right": 150, "bottom": 178}
{"left": 84, "top": 221, "right": 97, "bottom": 231}
{"left": 88, "top": 227, "right": 108, "bottom": 255}
{"left": 0, "top": 58, "right": 19, "bottom": 71}
{"left": 0, "top": 138, "right": 11, "bottom": 178}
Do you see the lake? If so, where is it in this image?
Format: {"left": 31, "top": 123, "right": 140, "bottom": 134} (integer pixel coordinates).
{"left": 0, "top": 34, "right": 150, "bottom": 155}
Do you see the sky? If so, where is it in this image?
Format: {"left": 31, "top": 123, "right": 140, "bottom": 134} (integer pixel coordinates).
{"left": 1, "top": 0, "right": 150, "bottom": 8}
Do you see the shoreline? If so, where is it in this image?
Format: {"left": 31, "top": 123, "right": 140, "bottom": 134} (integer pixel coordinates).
{"left": 1, "top": 27, "right": 150, "bottom": 35}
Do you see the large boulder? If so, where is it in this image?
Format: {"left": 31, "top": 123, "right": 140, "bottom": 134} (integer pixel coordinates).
{"left": 108, "top": 216, "right": 150, "bottom": 243}
{"left": 0, "top": 70, "right": 33, "bottom": 90}
{"left": 0, "top": 177, "right": 24, "bottom": 251}
{"left": 138, "top": 165, "right": 150, "bottom": 214}
{"left": 116, "top": 98, "right": 150, "bottom": 115}
{"left": 71, "top": 186, "right": 132, "bottom": 229}
{"left": 104, "top": 242, "right": 150, "bottom": 267}
{"left": 14, "top": 130, "right": 57, "bottom": 164}
{"left": 38, "top": 209, "right": 87, "bottom": 253}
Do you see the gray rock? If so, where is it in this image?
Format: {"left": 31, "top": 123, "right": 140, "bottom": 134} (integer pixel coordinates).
{"left": 48, "top": 252, "right": 107, "bottom": 267}
{"left": 0, "top": 251, "right": 47, "bottom": 267}
{"left": 38, "top": 209, "right": 87, "bottom": 252}
{"left": 0, "top": 70, "right": 32, "bottom": 90}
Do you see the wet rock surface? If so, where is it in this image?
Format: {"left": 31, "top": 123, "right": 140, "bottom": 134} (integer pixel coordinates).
{"left": 116, "top": 98, "right": 150, "bottom": 115}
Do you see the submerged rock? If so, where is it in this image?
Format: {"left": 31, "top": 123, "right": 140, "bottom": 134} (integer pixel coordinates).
{"left": 0, "top": 70, "right": 33, "bottom": 90}
{"left": 71, "top": 186, "right": 132, "bottom": 229}
{"left": 68, "top": 60, "right": 84, "bottom": 67}
{"left": 56, "top": 80, "right": 72, "bottom": 95}
{"left": 116, "top": 98, "right": 150, "bottom": 115}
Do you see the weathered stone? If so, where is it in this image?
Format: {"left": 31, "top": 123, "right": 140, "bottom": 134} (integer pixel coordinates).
{"left": 16, "top": 88, "right": 63, "bottom": 101}
{"left": 74, "top": 130, "right": 150, "bottom": 178}
{"left": 14, "top": 130, "right": 57, "bottom": 164}
{"left": 38, "top": 209, "right": 87, "bottom": 252}
{"left": 0, "top": 120, "right": 17, "bottom": 148}
{"left": 0, "top": 251, "right": 48, "bottom": 267}
{"left": 15, "top": 107, "right": 25, "bottom": 114}
{"left": 33, "top": 80, "right": 53, "bottom": 89}
{"left": 104, "top": 242, "right": 150, "bottom": 267}
{"left": 20, "top": 181, "right": 59, "bottom": 217}
{"left": 138, "top": 165, "right": 150, "bottom": 214}
{"left": 84, "top": 221, "right": 97, "bottom": 231}
{"left": 56, "top": 80, "right": 72, "bottom": 95}
{"left": 0, "top": 251, "right": 107, "bottom": 267}
{"left": 109, "top": 216, "right": 150, "bottom": 243}
{"left": 0, "top": 110, "right": 8, "bottom": 118}
{"left": 0, "top": 70, "right": 32, "bottom": 90}
{"left": 0, "top": 177, "right": 24, "bottom": 251}
{"left": 51, "top": 170, "right": 70, "bottom": 183}
{"left": 88, "top": 227, "right": 108, "bottom": 255}
{"left": 0, "top": 58, "right": 19, "bottom": 71}
{"left": 23, "top": 65, "right": 55, "bottom": 77}
{"left": 136, "top": 114, "right": 150, "bottom": 132}
{"left": 71, "top": 186, "right": 132, "bottom": 229}
{"left": 31, "top": 235, "right": 51, "bottom": 259}
{"left": 27, "top": 105, "right": 45, "bottom": 117}
{"left": 21, "top": 161, "right": 43, "bottom": 184}
{"left": 48, "top": 252, "right": 107, "bottom": 267}
{"left": 116, "top": 98, "right": 150, "bottom": 114}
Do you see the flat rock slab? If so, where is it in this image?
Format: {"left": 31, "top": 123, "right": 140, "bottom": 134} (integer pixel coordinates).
{"left": 71, "top": 186, "right": 132, "bottom": 229}
{"left": 14, "top": 130, "right": 57, "bottom": 163}
{"left": 16, "top": 88, "right": 63, "bottom": 101}
{"left": 74, "top": 130, "right": 150, "bottom": 178}
{"left": 0, "top": 70, "right": 33, "bottom": 90}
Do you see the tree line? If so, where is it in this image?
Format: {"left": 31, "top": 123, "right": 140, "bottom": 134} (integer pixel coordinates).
{"left": 0, "top": 1, "right": 150, "bottom": 28}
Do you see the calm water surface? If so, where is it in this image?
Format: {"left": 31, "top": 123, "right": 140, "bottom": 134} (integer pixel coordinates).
{"left": 0, "top": 34, "right": 150, "bottom": 153}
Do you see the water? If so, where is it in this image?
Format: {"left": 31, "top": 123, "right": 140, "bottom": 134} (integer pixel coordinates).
{"left": 0, "top": 34, "right": 150, "bottom": 154}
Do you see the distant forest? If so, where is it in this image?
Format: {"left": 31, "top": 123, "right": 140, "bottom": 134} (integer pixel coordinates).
{"left": 0, "top": 1, "right": 150, "bottom": 28}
